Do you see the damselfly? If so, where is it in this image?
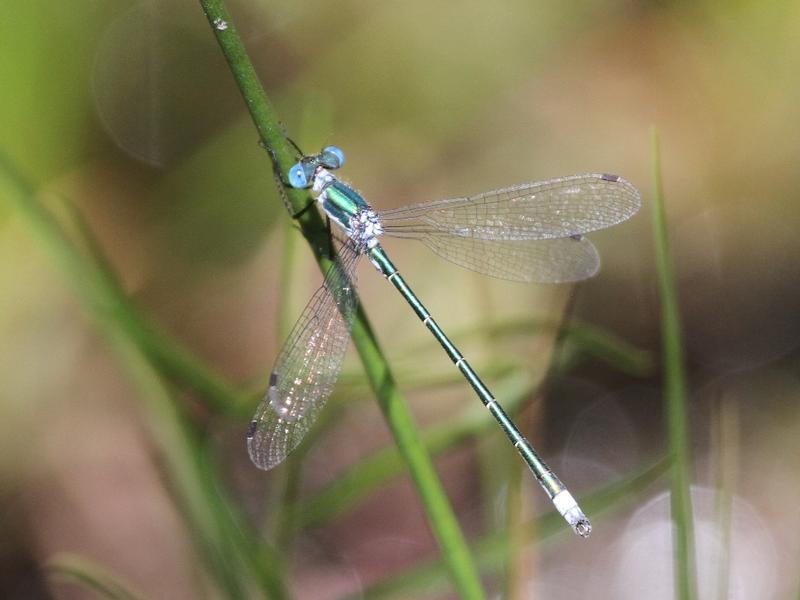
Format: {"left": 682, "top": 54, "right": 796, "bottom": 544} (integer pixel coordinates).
{"left": 247, "top": 146, "right": 641, "bottom": 537}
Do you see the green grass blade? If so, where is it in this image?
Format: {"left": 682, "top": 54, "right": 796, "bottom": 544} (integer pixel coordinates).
{"left": 0, "top": 155, "right": 287, "bottom": 599}
{"left": 651, "top": 129, "right": 697, "bottom": 600}
{"left": 193, "top": 441, "right": 290, "bottom": 599}
{"left": 56, "top": 195, "right": 253, "bottom": 418}
{"left": 353, "top": 457, "right": 669, "bottom": 600}
{"left": 560, "top": 319, "right": 654, "bottom": 376}
{"left": 197, "top": 2, "right": 486, "bottom": 597}
{"left": 102, "top": 339, "right": 255, "bottom": 599}
{"left": 46, "top": 553, "right": 146, "bottom": 600}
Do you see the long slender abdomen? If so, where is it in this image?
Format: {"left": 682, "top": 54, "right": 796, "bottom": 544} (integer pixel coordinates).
{"left": 365, "top": 243, "right": 591, "bottom": 537}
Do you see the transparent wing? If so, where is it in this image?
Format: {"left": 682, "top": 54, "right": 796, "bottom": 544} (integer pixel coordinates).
{"left": 380, "top": 174, "right": 640, "bottom": 241}
{"left": 418, "top": 233, "right": 600, "bottom": 283}
{"left": 247, "top": 242, "right": 361, "bottom": 470}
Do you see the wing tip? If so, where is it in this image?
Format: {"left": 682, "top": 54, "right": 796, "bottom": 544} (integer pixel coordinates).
{"left": 246, "top": 415, "right": 281, "bottom": 470}
{"left": 592, "top": 172, "right": 643, "bottom": 214}
{"left": 247, "top": 436, "right": 278, "bottom": 471}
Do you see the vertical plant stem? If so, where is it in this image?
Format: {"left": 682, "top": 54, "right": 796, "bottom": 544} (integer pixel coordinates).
{"left": 650, "top": 129, "right": 697, "bottom": 600}
{"left": 197, "top": 1, "right": 485, "bottom": 597}
{"left": 59, "top": 198, "right": 251, "bottom": 417}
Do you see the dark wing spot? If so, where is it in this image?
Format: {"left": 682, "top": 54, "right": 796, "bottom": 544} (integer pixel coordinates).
{"left": 269, "top": 372, "right": 278, "bottom": 387}
{"left": 600, "top": 173, "right": 620, "bottom": 182}
{"left": 246, "top": 420, "right": 257, "bottom": 439}
{"left": 570, "top": 233, "right": 584, "bottom": 241}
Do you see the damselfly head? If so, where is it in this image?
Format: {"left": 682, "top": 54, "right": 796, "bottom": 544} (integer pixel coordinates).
{"left": 288, "top": 147, "right": 344, "bottom": 188}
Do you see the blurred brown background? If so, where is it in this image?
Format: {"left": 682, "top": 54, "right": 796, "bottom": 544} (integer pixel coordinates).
{"left": 1, "top": 1, "right": 799, "bottom": 598}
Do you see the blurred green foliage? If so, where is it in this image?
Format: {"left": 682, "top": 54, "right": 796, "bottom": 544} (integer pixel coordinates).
{"left": 2, "top": 0, "right": 800, "bottom": 598}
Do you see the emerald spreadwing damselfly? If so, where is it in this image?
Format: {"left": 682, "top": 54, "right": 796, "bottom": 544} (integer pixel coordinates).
{"left": 247, "top": 146, "right": 641, "bottom": 537}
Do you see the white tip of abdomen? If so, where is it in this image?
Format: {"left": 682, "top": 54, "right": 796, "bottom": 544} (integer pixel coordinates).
{"left": 552, "top": 490, "right": 592, "bottom": 538}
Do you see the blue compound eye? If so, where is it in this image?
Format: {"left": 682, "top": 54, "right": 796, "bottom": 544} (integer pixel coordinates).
{"left": 320, "top": 146, "right": 345, "bottom": 170}
{"left": 288, "top": 162, "right": 311, "bottom": 188}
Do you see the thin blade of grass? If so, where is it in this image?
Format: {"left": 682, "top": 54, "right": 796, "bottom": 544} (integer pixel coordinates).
{"left": 46, "top": 553, "right": 146, "bottom": 600}
{"left": 561, "top": 319, "right": 654, "bottom": 376}
{"left": 651, "top": 129, "right": 697, "bottom": 600}
{"left": 198, "top": 2, "right": 486, "bottom": 597}
{"left": 61, "top": 192, "right": 252, "bottom": 417}
{"left": 193, "top": 439, "right": 290, "bottom": 598}
{"left": 107, "top": 341, "right": 260, "bottom": 599}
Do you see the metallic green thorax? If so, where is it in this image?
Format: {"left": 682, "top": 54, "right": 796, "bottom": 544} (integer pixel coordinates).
{"left": 320, "top": 180, "right": 370, "bottom": 233}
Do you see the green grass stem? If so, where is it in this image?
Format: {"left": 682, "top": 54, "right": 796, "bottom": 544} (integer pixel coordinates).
{"left": 651, "top": 129, "right": 697, "bottom": 600}
{"left": 61, "top": 191, "right": 252, "bottom": 417}
{"left": 46, "top": 553, "right": 146, "bottom": 600}
{"left": 198, "top": 1, "right": 486, "bottom": 597}
{"left": 0, "top": 157, "right": 246, "bottom": 428}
